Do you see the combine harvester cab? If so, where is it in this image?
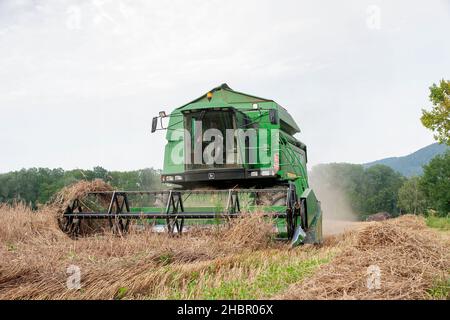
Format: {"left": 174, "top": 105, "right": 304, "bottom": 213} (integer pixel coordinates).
{"left": 62, "top": 84, "right": 322, "bottom": 245}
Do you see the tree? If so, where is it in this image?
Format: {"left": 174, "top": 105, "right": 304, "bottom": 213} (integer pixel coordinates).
{"left": 420, "top": 151, "right": 450, "bottom": 216}
{"left": 421, "top": 79, "right": 450, "bottom": 145}
{"left": 398, "top": 176, "right": 426, "bottom": 215}
{"left": 358, "top": 165, "right": 405, "bottom": 215}
{"left": 92, "top": 166, "right": 110, "bottom": 181}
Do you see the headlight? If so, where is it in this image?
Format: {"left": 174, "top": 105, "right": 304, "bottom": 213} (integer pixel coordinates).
{"left": 174, "top": 175, "right": 183, "bottom": 181}
{"left": 165, "top": 176, "right": 174, "bottom": 182}
{"left": 260, "top": 169, "right": 274, "bottom": 177}
{"left": 250, "top": 171, "right": 259, "bottom": 177}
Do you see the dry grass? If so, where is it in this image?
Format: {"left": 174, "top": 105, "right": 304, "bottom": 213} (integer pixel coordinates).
{"left": 276, "top": 215, "right": 450, "bottom": 300}
{"left": 0, "top": 200, "right": 281, "bottom": 299}
{"left": 220, "top": 213, "right": 276, "bottom": 251}
{"left": 0, "top": 187, "right": 448, "bottom": 300}
{"left": 0, "top": 203, "right": 64, "bottom": 244}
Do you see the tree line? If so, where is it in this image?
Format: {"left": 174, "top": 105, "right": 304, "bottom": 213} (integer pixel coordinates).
{"left": 0, "top": 166, "right": 163, "bottom": 208}
{"left": 0, "top": 156, "right": 447, "bottom": 217}
{"left": 310, "top": 151, "right": 449, "bottom": 219}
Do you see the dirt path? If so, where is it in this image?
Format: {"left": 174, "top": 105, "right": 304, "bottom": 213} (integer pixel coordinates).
{"left": 323, "top": 219, "right": 366, "bottom": 236}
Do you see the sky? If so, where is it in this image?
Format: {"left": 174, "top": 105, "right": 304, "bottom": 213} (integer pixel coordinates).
{"left": 0, "top": 0, "right": 449, "bottom": 172}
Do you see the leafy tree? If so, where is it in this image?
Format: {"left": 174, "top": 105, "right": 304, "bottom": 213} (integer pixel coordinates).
{"left": 92, "top": 166, "right": 111, "bottom": 181}
{"left": 420, "top": 151, "right": 450, "bottom": 216}
{"left": 358, "top": 165, "right": 405, "bottom": 215}
{"left": 421, "top": 79, "right": 450, "bottom": 145}
{"left": 0, "top": 167, "right": 163, "bottom": 208}
{"left": 398, "top": 176, "right": 426, "bottom": 215}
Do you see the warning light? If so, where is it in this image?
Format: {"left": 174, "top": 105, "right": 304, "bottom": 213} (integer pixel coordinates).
{"left": 207, "top": 92, "right": 213, "bottom": 101}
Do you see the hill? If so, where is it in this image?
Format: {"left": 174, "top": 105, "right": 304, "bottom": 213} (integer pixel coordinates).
{"left": 364, "top": 143, "right": 449, "bottom": 177}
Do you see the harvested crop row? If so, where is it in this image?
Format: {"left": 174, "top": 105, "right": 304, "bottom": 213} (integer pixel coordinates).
{"left": 276, "top": 215, "right": 449, "bottom": 300}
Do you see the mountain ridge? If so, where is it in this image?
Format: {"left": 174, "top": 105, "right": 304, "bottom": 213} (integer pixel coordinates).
{"left": 364, "top": 143, "right": 449, "bottom": 177}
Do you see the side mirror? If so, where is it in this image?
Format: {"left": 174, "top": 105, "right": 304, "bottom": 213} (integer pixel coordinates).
{"left": 303, "top": 146, "right": 308, "bottom": 163}
{"left": 269, "top": 110, "right": 279, "bottom": 125}
{"left": 151, "top": 117, "right": 158, "bottom": 133}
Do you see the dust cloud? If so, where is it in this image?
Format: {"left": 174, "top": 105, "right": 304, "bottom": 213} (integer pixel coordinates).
{"left": 309, "top": 172, "right": 361, "bottom": 236}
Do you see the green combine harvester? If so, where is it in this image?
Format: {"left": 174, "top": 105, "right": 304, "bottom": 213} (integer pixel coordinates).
{"left": 62, "top": 84, "right": 322, "bottom": 245}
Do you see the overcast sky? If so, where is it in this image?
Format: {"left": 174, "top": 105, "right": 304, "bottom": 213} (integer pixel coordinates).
{"left": 0, "top": 0, "right": 449, "bottom": 172}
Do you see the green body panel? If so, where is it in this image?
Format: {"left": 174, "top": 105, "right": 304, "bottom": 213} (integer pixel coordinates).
{"left": 300, "top": 188, "right": 319, "bottom": 227}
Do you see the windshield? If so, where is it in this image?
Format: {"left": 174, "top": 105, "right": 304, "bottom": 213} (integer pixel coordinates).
{"left": 184, "top": 109, "right": 242, "bottom": 170}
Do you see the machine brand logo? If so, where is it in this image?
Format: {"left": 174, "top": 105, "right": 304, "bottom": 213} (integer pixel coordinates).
{"left": 208, "top": 173, "right": 216, "bottom": 180}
